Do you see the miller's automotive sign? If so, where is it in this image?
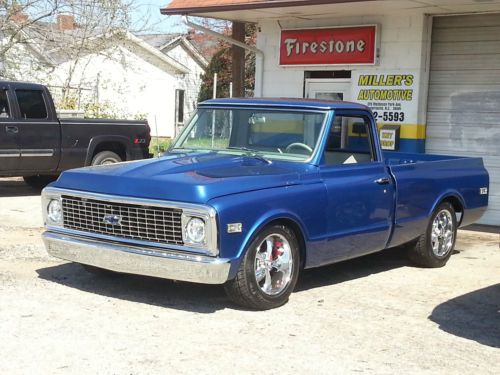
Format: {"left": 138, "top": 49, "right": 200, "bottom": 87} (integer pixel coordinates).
{"left": 280, "top": 25, "right": 377, "bottom": 65}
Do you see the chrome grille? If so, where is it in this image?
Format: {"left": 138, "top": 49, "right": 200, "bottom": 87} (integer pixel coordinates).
{"left": 61, "top": 195, "right": 184, "bottom": 246}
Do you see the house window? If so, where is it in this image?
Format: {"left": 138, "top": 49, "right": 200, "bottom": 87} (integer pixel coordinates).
{"left": 176, "top": 89, "right": 185, "bottom": 124}
{"left": 16, "top": 90, "right": 48, "bottom": 119}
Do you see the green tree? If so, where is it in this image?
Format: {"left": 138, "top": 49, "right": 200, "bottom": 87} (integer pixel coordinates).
{"left": 197, "top": 43, "right": 231, "bottom": 102}
{"left": 197, "top": 23, "right": 256, "bottom": 102}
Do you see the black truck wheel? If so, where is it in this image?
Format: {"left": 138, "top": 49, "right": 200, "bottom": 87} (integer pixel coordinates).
{"left": 407, "top": 202, "right": 457, "bottom": 268}
{"left": 23, "top": 175, "right": 58, "bottom": 189}
{"left": 91, "top": 151, "right": 122, "bottom": 166}
{"left": 224, "top": 224, "right": 300, "bottom": 310}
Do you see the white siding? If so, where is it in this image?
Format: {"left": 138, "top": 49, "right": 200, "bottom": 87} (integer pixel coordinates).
{"left": 52, "top": 45, "right": 182, "bottom": 138}
{"left": 427, "top": 14, "right": 500, "bottom": 225}
{"left": 164, "top": 43, "right": 206, "bottom": 127}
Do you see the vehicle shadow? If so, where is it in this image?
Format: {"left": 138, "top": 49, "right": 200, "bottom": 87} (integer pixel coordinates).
{"left": 36, "top": 247, "right": 411, "bottom": 313}
{"left": 297, "top": 246, "right": 411, "bottom": 292}
{"left": 36, "top": 262, "right": 229, "bottom": 314}
{"left": 0, "top": 177, "right": 41, "bottom": 197}
{"left": 429, "top": 284, "right": 500, "bottom": 348}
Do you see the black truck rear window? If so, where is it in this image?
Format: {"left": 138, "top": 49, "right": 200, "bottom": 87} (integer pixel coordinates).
{"left": 16, "top": 90, "right": 48, "bottom": 119}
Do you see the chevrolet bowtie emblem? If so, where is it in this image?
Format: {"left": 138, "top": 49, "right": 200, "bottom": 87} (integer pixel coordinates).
{"left": 103, "top": 214, "right": 123, "bottom": 226}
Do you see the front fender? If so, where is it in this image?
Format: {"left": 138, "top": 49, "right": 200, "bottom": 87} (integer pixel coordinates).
{"left": 208, "top": 183, "right": 328, "bottom": 279}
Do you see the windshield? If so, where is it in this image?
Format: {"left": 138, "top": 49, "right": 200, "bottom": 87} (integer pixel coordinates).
{"left": 172, "top": 107, "right": 327, "bottom": 162}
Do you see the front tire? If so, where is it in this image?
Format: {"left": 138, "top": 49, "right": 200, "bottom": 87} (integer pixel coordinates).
{"left": 224, "top": 224, "right": 300, "bottom": 310}
{"left": 91, "top": 151, "right": 122, "bottom": 166}
{"left": 407, "top": 202, "right": 457, "bottom": 268}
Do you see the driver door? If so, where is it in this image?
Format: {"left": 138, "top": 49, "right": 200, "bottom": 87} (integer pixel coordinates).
{"left": 320, "top": 110, "right": 394, "bottom": 260}
{"left": 0, "top": 85, "right": 20, "bottom": 171}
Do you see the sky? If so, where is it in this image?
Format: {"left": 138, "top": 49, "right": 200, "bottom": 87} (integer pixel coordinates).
{"left": 131, "top": 0, "right": 185, "bottom": 34}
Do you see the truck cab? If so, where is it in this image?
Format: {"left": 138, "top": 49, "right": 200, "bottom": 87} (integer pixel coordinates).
{"left": 0, "top": 80, "right": 150, "bottom": 186}
{"left": 0, "top": 82, "right": 60, "bottom": 173}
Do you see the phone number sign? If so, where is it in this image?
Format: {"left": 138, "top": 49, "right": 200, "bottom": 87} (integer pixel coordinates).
{"left": 353, "top": 71, "right": 419, "bottom": 126}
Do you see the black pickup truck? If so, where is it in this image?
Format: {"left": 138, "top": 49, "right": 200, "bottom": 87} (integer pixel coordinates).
{"left": 0, "top": 81, "right": 151, "bottom": 187}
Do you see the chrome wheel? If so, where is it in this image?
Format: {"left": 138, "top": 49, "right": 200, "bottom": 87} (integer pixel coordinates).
{"left": 431, "top": 209, "right": 454, "bottom": 257}
{"left": 254, "top": 233, "right": 293, "bottom": 296}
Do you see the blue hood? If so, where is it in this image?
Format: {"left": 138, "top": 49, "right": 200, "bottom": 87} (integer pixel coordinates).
{"left": 54, "top": 152, "right": 319, "bottom": 204}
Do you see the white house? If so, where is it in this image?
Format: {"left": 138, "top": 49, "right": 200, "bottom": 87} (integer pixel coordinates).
{"left": 0, "top": 15, "right": 208, "bottom": 138}
{"left": 141, "top": 33, "right": 209, "bottom": 130}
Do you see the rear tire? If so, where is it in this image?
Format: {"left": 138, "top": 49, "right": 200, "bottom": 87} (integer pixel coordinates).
{"left": 91, "top": 151, "right": 122, "bottom": 166}
{"left": 23, "top": 175, "right": 58, "bottom": 189}
{"left": 407, "top": 202, "right": 457, "bottom": 268}
{"left": 224, "top": 224, "right": 300, "bottom": 310}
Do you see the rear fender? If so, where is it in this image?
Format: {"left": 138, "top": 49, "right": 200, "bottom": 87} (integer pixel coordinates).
{"left": 85, "top": 135, "right": 132, "bottom": 165}
{"left": 429, "top": 190, "right": 466, "bottom": 224}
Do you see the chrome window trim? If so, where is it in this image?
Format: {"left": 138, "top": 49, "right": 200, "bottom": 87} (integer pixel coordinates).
{"left": 42, "top": 187, "right": 219, "bottom": 256}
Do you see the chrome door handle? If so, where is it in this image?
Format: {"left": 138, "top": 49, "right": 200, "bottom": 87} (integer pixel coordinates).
{"left": 374, "top": 177, "right": 390, "bottom": 185}
{"left": 5, "top": 125, "right": 18, "bottom": 134}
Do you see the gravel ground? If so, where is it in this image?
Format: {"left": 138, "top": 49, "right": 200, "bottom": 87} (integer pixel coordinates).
{"left": 0, "top": 177, "right": 499, "bottom": 374}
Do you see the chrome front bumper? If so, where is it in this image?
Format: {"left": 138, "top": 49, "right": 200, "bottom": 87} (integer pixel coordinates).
{"left": 43, "top": 231, "right": 232, "bottom": 284}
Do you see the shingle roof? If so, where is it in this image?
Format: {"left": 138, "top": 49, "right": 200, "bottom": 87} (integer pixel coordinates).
{"left": 139, "top": 33, "right": 183, "bottom": 49}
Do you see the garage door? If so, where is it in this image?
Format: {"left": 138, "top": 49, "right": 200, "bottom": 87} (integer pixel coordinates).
{"left": 427, "top": 13, "right": 500, "bottom": 226}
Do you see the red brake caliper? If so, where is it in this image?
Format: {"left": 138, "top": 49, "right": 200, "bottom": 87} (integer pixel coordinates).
{"left": 272, "top": 240, "right": 284, "bottom": 260}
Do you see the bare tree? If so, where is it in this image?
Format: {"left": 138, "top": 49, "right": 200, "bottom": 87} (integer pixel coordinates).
{"left": 0, "top": 1, "right": 60, "bottom": 58}
{"left": 0, "top": 1, "right": 151, "bottom": 106}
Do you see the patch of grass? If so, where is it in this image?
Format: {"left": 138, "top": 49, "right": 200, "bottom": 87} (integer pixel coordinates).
{"left": 149, "top": 137, "right": 172, "bottom": 156}
{"left": 184, "top": 137, "right": 229, "bottom": 149}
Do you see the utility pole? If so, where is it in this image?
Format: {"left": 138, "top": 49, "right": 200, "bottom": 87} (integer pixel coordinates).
{"left": 231, "top": 22, "right": 245, "bottom": 98}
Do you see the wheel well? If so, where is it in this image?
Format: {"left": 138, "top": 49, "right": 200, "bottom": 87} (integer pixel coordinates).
{"left": 267, "top": 218, "right": 307, "bottom": 269}
{"left": 93, "top": 142, "right": 127, "bottom": 161}
{"left": 442, "top": 196, "right": 464, "bottom": 224}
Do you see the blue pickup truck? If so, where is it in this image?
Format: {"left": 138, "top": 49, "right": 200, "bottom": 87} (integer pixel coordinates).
{"left": 42, "top": 98, "right": 489, "bottom": 310}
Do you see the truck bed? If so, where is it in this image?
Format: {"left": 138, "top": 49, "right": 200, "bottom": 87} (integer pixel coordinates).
{"left": 384, "top": 151, "right": 489, "bottom": 247}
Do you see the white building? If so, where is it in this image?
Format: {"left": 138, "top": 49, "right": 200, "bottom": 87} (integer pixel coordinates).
{"left": 1, "top": 16, "right": 207, "bottom": 138}
{"left": 163, "top": 0, "right": 500, "bottom": 226}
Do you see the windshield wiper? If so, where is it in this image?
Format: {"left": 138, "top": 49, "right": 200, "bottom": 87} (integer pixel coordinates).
{"left": 227, "top": 147, "right": 271, "bottom": 164}
{"left": 227, "top": 146, "right": 255, "bottom": 153}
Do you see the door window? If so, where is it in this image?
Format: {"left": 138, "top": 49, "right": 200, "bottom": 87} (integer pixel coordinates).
{"left": 324, "top": 115, "right": 375, "bottom": 165}
{"left": 16, "top": 90, "right": 48, "bottom": 119}
{"left": 0, "top": 90, "right": 10, "bottom": 118}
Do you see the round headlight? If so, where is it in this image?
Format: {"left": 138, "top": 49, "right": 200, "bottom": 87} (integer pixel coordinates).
{"left": 186, "top": 217, "right": 206, "bottom": 244}
{"left": 47, "top": 199, "right": 63, "bottom": 224}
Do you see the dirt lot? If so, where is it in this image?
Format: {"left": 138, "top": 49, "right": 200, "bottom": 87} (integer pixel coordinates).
{"left": 0, "top": 177, "right": 499, "bottom": 374}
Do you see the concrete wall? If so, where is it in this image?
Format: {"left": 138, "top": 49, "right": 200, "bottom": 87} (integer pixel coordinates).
{"left": 255, "top": 10, "right": 432, "bottom": 152}
{"left": 257, "top": 12, "right": 428, "bottom": 94}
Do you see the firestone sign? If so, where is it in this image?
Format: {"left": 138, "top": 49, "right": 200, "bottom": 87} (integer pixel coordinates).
{"left": 280, "top": 26, "right": 377, "bottom": 65}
